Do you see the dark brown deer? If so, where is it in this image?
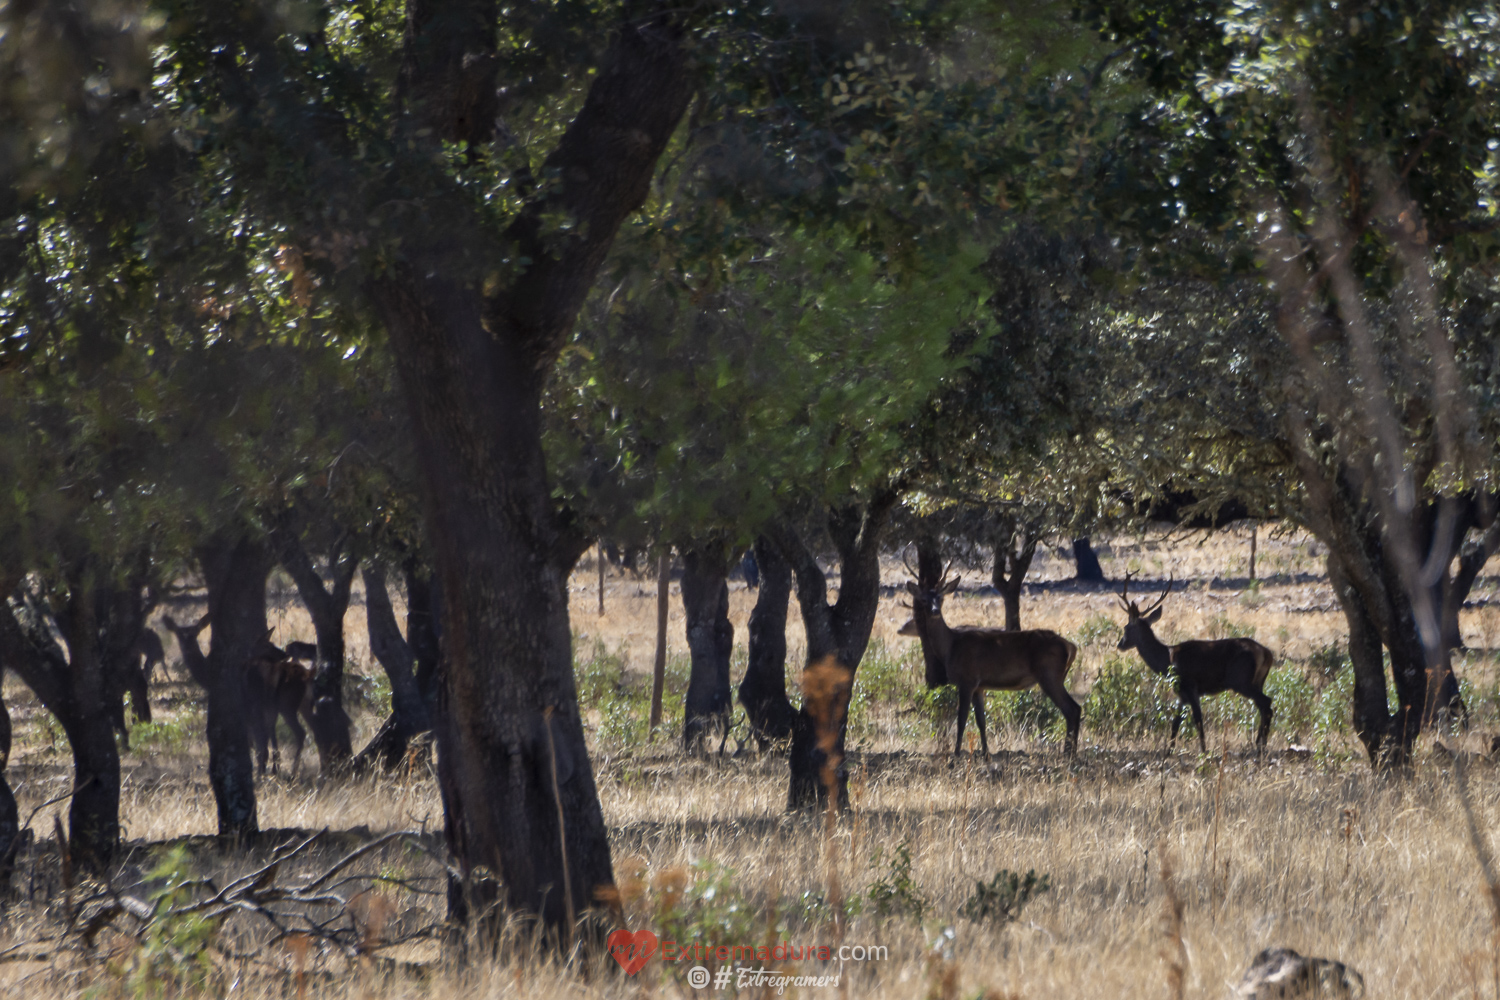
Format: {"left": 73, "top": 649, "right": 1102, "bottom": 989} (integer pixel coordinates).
{"left": 1116, "top": 575, "right": 1275, "bottom": 752}
{"left": 245, "top": 633, "right": 314, "bottom": 777}
{"left": 898, "top": 571, "right": 1081, "bottom": 757}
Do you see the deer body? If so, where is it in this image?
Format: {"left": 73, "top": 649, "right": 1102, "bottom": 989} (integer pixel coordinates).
{"left": 1117, "top": 578, "right": 1274, "bottom": 752}
{"left": 245, "top": 635, "right": 315, "bottom": 777}
{"left": 900, "top": 577, "right": 1081, "bottom": 757}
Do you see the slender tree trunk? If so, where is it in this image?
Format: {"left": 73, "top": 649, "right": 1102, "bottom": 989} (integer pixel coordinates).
{"left": 1328, "top": 554, "right": 1391, "bottom": 762}
{"left": 650, "top": 550, "right": 669, "bottom": 733}
{"left": 739, "top": 537, "right": 794, "bottom": 748}
{"left": 772, "top": 491, "right": 899, "bottom": 812}
{"left": 992, "top": 528, "right": 1038, "bottom": 631}
{"left": 680, "top": 545, "right": 733, "bottom": 752}
{"left": 1247, "top": 524, "right": 1257, "bottom": 581}
{"left": 353, "top": 562, "right": 433, "bottom": 773}
{"left": 403, "top": 558, "right": 442, "bottom": 709}
{"left": 598, "top": 546, "right": 606, "bottom": 616}
{"left": 272, "top": 519, "right": 357, "bottom": 771}
{"left": 1072, "top": 537, "right": 1105, "bottom": 583}
{"left": 1442, "top": 511, "right": 1499, "bottom": 650}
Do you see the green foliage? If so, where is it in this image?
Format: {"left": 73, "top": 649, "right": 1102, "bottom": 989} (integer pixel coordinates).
{"left": 129, "top": 712, "right": 202, "bottom": 754}
{"left": 1074, "top": 612, "right": 1121, "bottom": 649}
{"left": 655, "top": 860, "right": 760, "bottom": 947}
{"left": 1204, "top": 615, "right": 1255, "bottom": 640}
{"left": 867, "top": 841, "right": 927, "bottom": 921}
{"left": 118, "top": 847, "right": 220, "bottom": 997}
{"left": 960, "top": 869, "right": 1050, "bottom": 924}
{"left": 573, "top": 636, "right": 691, "bottom": 749}
{"left": 987, "top": 689, "right": 1063, "bottom": 739}
{"left": 1084, "top": 655, "right": 1178, "bottom": 736}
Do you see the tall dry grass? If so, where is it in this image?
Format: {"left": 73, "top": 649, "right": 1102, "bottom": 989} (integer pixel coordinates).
{"left": 1, "top": 528, "right": 1499, "bottom": 997}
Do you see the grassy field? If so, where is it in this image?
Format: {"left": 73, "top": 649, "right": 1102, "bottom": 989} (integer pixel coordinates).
{"left": 4, "top": 526, "right": 1500, "bottom": 997}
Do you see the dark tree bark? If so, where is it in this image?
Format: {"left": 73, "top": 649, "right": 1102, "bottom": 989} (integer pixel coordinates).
{"left": 1327, "top": 554, "right": 1392, "bottom": 761}
{"left": 167, "top": 531, "right": 273, "bottom": 839}
{"left": 739, "top": 537, "right": 795, "bottom": 748}
{"left": 992, "top": 523, "right": 1039, "bottom": 631}
{"left": 769, "top": 489, "right": 900, "bottom": 812}
{"left": 1441, "top": 502, "right": 1500, "bottom": 650}
{"left": 0, "top": 556, "right": 147, "bottom": 872}
{"left": 271, "top": 512, "right": 357, "bottom": 771}
{"left": 1072, "top": 537, "right": 1105, "bottom": 582}
{"left": 680, "top": 544, "right": 734, "bottom": 753}
{"left": 403, "top": 557, "right": 443, "bottom": 705}
{"left": 915, "top": 535, "right": 943, "bottom": 589}
{"left": 372, "top": 5, "right": 694, "bottom": 932}
{"left": 353, "top": 561, "right": 435, "bottom": 773}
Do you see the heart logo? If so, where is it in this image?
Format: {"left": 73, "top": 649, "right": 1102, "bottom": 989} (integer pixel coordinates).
{"left": 607, "top": 928, "right": 658, "bottom": 975}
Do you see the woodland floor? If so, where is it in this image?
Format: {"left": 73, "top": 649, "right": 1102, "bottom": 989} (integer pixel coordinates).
{"left": 3, "top": 525, "right": 1500, "bottom": 997}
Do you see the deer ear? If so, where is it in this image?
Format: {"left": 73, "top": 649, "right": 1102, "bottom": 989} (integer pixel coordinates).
{"left": 1145, "top": 607, "right": 1163, "bottom": 625}
{"left": 905, "top": 581, "right": 920, "bottom": 596}
{"left": 941, "top": 577, "right": 959, "bottom": 595}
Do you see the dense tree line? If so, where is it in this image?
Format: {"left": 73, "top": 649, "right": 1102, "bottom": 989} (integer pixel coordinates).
{"left": 0, "top": 0, "right": 1496, "bottom": 945}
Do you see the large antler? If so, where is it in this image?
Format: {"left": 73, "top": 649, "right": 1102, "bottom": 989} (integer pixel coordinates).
{"left": 1116, "top": 570, "right": 1136, "bottom": 612}
{"left": 1140, "top": 574, "right": 1174, "bottom": 617}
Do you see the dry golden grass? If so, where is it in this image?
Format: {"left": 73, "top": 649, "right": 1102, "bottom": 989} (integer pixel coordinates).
{"left": 5, "top": 527, "right": 1500, "bottom": 997}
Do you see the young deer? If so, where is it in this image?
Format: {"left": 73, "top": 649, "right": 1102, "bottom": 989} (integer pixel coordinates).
{"left": 245, "top": 633, "right": 314, "bottom": 777}
{"left": 898, "top": 571, "right": 1081, "bottom": 757}
{"left": 1116, "top": 575, "right": 1275, "bottom": 752}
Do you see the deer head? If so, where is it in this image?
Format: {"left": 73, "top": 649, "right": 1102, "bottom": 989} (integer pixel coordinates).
{"left": 1116, "top": 572, "right": 1171, "bottom": 652}
{"left": 898, "top": 561, "right": 959, "bottom": 688}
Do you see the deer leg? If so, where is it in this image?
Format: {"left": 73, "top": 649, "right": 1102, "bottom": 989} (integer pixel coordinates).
{"left": 1187, "top": 695, "right": 1207, "bottom": 754}
{"left": 971, "top": 692, "right": 991, "bottom": 758}
{"left": 284, "top": 710, "right": 306, "bottom": 778}
{"left": 953, "top": 689, "right": 973, "bottom": 758}
{"left": 1169, "top": 701, "right": 1185, "bottom": 747}
{"left": 1035, "top": 672, "right": 1082, "bottom": 757}
{"left": 1250, "top": 689, "right": 1273, "bottom": 749}
{"left": 269, "top": 716, "right": 281, "bottom": 776}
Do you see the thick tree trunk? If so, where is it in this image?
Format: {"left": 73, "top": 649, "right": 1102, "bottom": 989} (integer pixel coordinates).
{"left": 772, "top": 491, "right": 899, "bottom": 812}
{"left": 353, "top": 562, "right": 434, "bottom": 773}
{"left": 272, "top": 518, "right": 357, "bottom": 772}
{"left": 1072, "top": 537, "right": 1105, "bottom": 583}
{"left": 1328, "top": 554, "right": 1391, "bottom": 762}
{"left": 375, "top": 7, "right": 693, "bottom": 932}
{"left": 680, "top": 545, "right": 734, "bottom": 753}
{"left": 739, "top": 537, "right": 795, "bottom": 748}
{"left": 190, "top": 532, "right": 274, "bottom": 839}
{"left": 992, "top": 529, "right": 1038, "bottom": 631}
{"left": 0, "top": 562, "right": 125, "bottom": 871}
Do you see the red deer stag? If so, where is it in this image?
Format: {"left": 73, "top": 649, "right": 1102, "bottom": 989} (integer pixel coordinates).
{"left": 898, "top": 570, "right": 1081, "bottom": 757}
{"left": 245, "top": 633, "right": 315, "bottom": 777}
{"left": 1116, "top": 574, "right": 1274, "bottom": 752}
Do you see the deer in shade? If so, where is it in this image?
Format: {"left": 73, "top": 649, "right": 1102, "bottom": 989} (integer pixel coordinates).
{"left": 898, "top": 569, "right": 1081, "bottom": 757}
{"left": 1116, "top": 574, "right": 1275, "bottom": 752}
{"left": 245, "top": 633, "right": 315, "bottom": 777}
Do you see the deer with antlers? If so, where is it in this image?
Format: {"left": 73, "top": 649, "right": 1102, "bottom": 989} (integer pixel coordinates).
{"left": 898, "top": 566, "right": 1081, "bottom": 757}
{"left": 1116, "top": 574, "right": 1275, "bottom": 752}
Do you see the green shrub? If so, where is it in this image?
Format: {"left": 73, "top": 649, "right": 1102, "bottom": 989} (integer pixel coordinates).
{"left": 867, "top": 841, "right": 927, "bottom": 920}
{"left": 1073, "top": 612, "right": 1120, "bottom": 649}
{"left": 1084, "top": 655, "right": 1177, "bottom": 736}
{"left": 1205, "top": 615, "right": 1256, "bottom": 640}
{"left": 960, "top": 869, "right": 1050, "bottom": 924}
{"left": 121, "top": 846, "right": 221, "bottom": 997}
